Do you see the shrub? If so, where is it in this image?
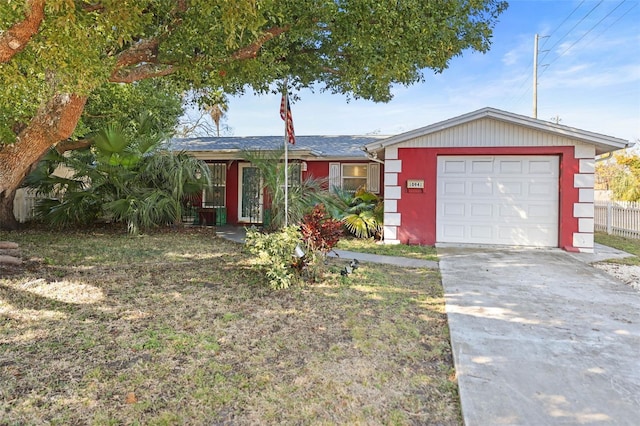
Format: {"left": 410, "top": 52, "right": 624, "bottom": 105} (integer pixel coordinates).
{"left": 300, "top": 204, "right": 343, "bottom": 254}
{"left": 245, "top": 226, "right": 307, "bottom": 290}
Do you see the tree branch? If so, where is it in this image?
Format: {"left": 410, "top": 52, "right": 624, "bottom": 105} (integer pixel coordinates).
{"left": 230, "top": 26, "right": 288, "bottom": 60}
{"left": 0, "top": 0, "right": 46, "bottom": 63}
{"left": 82, "top": 4, "right": 106, "bottom": 13}
{"left": 110, "top": 63, "right": 176, "bottom": 84}
{"left": 55, "top": 138, "right": 93, "bottom": 154}
{"left": 109, "top": 23, "right": 288, "bottom": 83}
{"left": 114, "top": 38, "right": 161, "bottom": 69}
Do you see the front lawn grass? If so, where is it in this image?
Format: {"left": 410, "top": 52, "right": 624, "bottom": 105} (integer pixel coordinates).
{"left": 0, "top": 227, "right": 460, "bottom": 425}
{"left": 336, "top": 237, "right": 438, "bottom": 262}
{"left": 595, "top": 232, "right": 640, "bottom": 265}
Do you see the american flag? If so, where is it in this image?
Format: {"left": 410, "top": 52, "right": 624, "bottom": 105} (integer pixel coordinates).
{"left": 280, "top": 92, "right": 295, "bottom": 145}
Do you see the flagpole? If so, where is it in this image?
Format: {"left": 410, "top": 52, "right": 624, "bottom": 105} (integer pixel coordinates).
{"left": 283, "top": 79, "right": 289, "bottom": 227}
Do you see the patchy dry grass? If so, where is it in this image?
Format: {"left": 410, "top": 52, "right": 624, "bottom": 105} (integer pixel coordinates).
{"left": 336, "top": 238, "right": 438, "bottom": 262}
{"left": 1, "top": 228, "right": 460, "bottom": 425}
{"left": 595, "top": 232, "right": 640, "bottom": 265}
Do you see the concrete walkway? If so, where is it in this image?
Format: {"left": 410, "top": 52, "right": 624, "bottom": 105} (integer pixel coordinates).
{"left": 438, "top": 246, "right": 640, "bottom": 426}
{"left": 215, "top": 225, "right": 438, "bottom": 269}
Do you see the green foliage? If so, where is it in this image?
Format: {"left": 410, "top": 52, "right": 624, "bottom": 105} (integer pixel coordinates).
{"left": 24, "top": 118, "right": 210, "bottom": 233}
{"left": 596, "top": 150, "right": 640, "bottom": 201}
{"left": 611, "top": 152, "right": 640, "bottom": 201}
{"left": 0, "top": 0, "right": 507, "bottom": 147}
{"left": 245, "top": 226, "right": 306, "bottom": 290}
{"left": 327, "top": 187, "right": 384, "bottom": 239}
{"left": 78, "top": 79, "right": 184, "bottom": 142}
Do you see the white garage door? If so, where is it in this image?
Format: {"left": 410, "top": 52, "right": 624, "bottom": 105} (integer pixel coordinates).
{"left": 436, "top": 155, "right": 559, "bottom": 247}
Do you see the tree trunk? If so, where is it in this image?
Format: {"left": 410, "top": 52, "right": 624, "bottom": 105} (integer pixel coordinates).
{"left": 0, "top": 93, "right": 87, "bottom": 230}
{"left": 0, "top": 189, "right": 18, "bottom": 230}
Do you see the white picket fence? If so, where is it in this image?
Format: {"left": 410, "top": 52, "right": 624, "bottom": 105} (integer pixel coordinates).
{"left": 13, "top": 188, "right": 39, "bottom": 223}
{"left": 594, "top": 201, "right": 640, "bottom": 239}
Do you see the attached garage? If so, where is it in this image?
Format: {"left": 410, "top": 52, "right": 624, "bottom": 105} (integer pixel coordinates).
{"left": 437, "top": 155, "right": 559, "bottom": 247}
{"left": 363, "top": 108, "right": 631, "bottom": 253}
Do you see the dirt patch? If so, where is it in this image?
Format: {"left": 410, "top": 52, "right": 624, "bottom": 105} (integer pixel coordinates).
{"left": 594, "top": 263, "right": 640, "bottom": 292}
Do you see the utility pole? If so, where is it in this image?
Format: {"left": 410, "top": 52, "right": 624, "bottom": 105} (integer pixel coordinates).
{"left": 533, "top": 33, "right": 539, "bottom": 119}
{"left": 533, "top": 34, "right": 549, "bottom": 119}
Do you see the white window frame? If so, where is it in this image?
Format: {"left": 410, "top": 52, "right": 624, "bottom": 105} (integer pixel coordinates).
{"left": 329, "top": 162, "right": 380, "bottom": 194}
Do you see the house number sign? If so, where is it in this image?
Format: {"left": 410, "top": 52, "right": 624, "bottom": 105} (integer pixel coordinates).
{"left": 406, "top": 179, "right": 424, "bottom": 189}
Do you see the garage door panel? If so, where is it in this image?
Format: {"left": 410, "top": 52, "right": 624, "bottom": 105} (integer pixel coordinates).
{"left": 498, "top": 204, "right": 527, "bottom": 218}
{"left": 529, "top": 182, "right": 554, "bottom": 196}
{"left": 470, "top": 203, "right": 492, "bottom": 217}
{"left": 443, "top": 202, "right": 465, "bottom": 216}
{"left": 527, "top": 204, "right": 555, "bottom": 218}
{"left": 498, "top": 160, "right": 523, "bottom": 174}
{"left": 442, "top": 181, "right": 466, "bottom": 195}
{"left": 498, "top": 226, "right": 527, "bottom": 242}
{"left": 529, "top": 160, "right": 556, "bottom": 174}
{"left": 441, "top": 224, "right": 465, "bottom": 239}
{"left": 471, "top": 159, "right": 493, "bottom": 174}
{"left": 442, "top": 159, "right": 466, "bottom": 174}
{"left": 470, "top": 226, "right": 493, "bottom": 239}
{"left": 498, "top": 181, "right": 523, "bottom": 195}
{"left": 471, "top": 181, "right": 493, "bottom": 195}
{"left": 437, "top": 155, "right": 559, "bottom": 247}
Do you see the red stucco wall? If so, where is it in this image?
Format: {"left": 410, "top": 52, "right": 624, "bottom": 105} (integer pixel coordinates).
{"left": 305, "top": 162, "right": 329, "bottom": 182}
{"left": 222, "top": 159, "right": 384, "bottom": 224}
{"left": 396, "top": 146, "right": 580, "bottom": 249}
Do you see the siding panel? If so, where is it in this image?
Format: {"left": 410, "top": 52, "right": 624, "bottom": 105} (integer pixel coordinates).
{"left": 395, "top": 118, "right": 589, "bottom": 150}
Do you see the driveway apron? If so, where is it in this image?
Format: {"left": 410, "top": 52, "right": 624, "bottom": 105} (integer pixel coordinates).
{"left": 438, "top": 246, "right": 640, "bottom": 425}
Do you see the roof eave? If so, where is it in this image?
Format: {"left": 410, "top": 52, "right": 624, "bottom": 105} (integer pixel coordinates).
{"left": 184, "top": 149, "right": 369, "bottom": 162}
{"left": 363, "top": 107, "right": 630, "bottom": 155}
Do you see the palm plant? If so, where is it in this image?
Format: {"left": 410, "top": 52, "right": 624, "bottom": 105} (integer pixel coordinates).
{"left": 198, "top": 88, "right": 229, "bottom": 137}
{"left": 207, "top": 103, "right": 228, "bottom": 137}
{"left": 104, "top": 151, "right": 211, "bottom": 233}
{"left": 25, "top": 115, "right": 211, "bottom": 233}
{"left": 326, "top": 186, "right": 384, "bottom": 239}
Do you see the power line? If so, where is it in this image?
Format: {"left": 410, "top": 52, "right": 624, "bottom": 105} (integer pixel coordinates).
{"left": 541, "top": 0, "right": 586, "bottom": 46}
{"left": 505, "top": 1, "right": 588, "bottom": 110}
{"left": 586, "top": 1, "right": 638, "bottom": 45}
{"left": 504, "top": 0, "right": 636, "bottom": 113}
{"left": 538, "top": 0, "right": 604, "bottom": 64}
{"left": 540, "top": 0, "right": 628, "bottom": 78}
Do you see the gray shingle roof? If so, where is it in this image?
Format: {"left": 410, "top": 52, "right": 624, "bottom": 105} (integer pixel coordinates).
{"left": 170, "top": 135, "right": 388, "bottom": 158}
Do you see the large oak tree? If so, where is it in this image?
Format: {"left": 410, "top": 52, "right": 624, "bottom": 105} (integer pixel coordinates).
{"left": 0, "top": 0, "right": 507, "bottom": 229}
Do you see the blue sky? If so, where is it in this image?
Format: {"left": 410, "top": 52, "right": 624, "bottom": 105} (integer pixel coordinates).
{"left": 193, "top": 0, "right": 640, "bottom": 144}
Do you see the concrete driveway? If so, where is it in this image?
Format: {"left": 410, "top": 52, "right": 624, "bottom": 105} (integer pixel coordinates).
{"left": 438, "top": 246, "right": 640, "bottom": 426}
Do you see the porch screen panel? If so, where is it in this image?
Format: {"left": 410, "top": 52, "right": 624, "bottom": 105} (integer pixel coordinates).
{"left": 203, "top": 163, "right": 226, "bottom": 207}
{"left": 241, "top": 167, "right": 262, "bottom": 221}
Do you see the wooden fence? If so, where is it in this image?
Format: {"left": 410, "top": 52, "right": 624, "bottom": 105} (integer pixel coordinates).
{"left": 594, "top": 201, "right": 640, "bottom": 239}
